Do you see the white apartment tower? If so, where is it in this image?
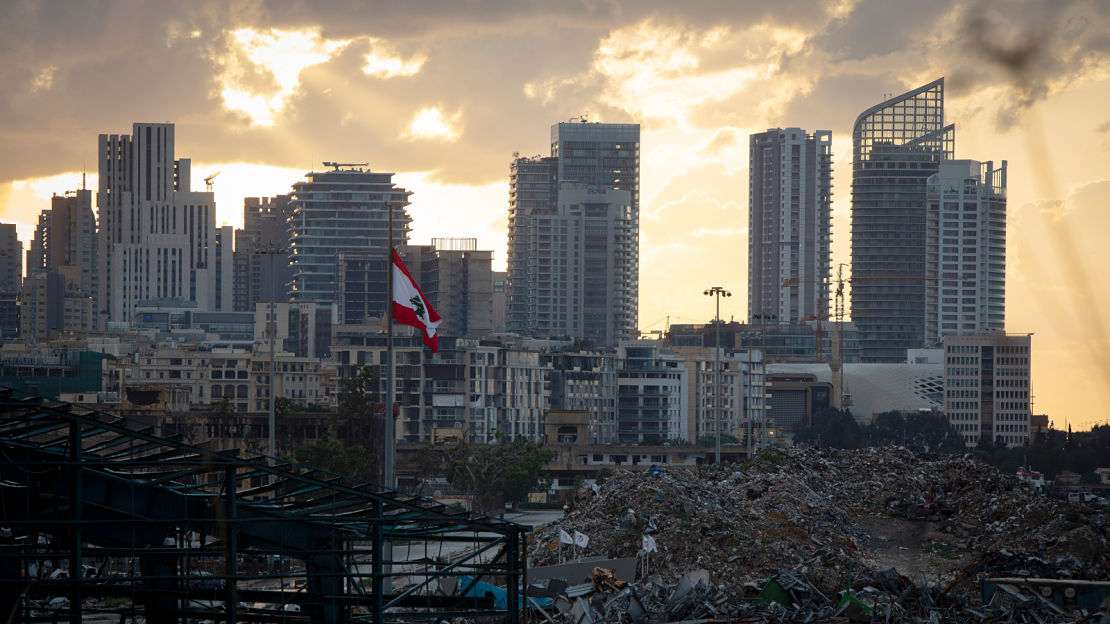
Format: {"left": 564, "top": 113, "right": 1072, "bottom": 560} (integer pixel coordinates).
{"left": 943, "top": 331, "right": 1030, "bottom": 448}
{"left": 97, "top": 123, "right": 230, "bottom": 327}
{"left": 925, "top": 160, "right": 1007, "bottom": 345}
{"left": 748, "top": 128, "right": 832, "bottom": 325}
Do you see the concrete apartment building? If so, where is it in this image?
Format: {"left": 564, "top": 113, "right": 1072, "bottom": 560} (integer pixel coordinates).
{"left": 749, "top": 128, "right": 832, "bottom": 326}
{"left": 330, "top": 334, "right": 550, "bottom": 443}
{"left": 508, "top": 120, "right": 641, "bottom": 345}
{"left": 925, "top": 160, "right": 1007, "bottom": 345}
{"left": 97, "top": 123, "right": 232, "bottom": 327}
{"left": 0, "top": 223, "right": 21, "bottom": 338}
{"left": 287, "top": 164, "right": 412, "bottom": 310}
{"left": 235, "top": 195, "right": 295, "bottom": 313}
{"left": 943, "top": 331, "right": 1031, "bottom": 448}
{"left": 617, "top": 341, "right": 688, "bottom": 443}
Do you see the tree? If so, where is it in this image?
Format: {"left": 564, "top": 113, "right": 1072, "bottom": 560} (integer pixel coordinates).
{"left": 417, "top": 434, "right": 555, "bottom": 513}
{"left": 294, "top": 438, "right": 376, "bottom": 482}
{"left": 290, "top": 365, "right": 387, "bottom": 483}
{"left": 695, "top": 432, "right": 740, "bottom": 446}
{"left": 794, "top": 408, "right": 860, "bottom": 448}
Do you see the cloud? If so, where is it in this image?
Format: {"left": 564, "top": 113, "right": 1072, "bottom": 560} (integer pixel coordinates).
{"left": 213, "top": 27, "right": 351, "bottom": 126}
{"left": 363, "top": 38, "right": 426, "bottom": 78}
{"left": 405, "top": 107, "right": 462, "bottom": 142}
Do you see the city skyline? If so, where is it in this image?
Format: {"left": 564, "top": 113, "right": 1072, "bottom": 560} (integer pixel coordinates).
{"left": 1, "top": 1, "right": 1108, "bottom": 428}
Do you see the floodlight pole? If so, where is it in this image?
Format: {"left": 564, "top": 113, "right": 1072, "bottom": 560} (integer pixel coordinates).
{"left": 704, "top": 287, "right": 731, "bottom": 464}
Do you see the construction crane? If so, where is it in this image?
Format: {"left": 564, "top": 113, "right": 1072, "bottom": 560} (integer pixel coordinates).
{"left": 785, "top": 267, "right": 973, "bottom": 409}
{"left": 204, "top": 171, "right": 220, "bottom": 192}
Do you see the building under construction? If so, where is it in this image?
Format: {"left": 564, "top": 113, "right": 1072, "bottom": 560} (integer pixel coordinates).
{"left": 0, "top": 388, "right": 529, "bottom": 623}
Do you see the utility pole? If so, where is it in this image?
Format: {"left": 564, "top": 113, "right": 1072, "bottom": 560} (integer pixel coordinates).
{"left": 704, "top": 287, "right": 731, "bottom": 464}
{"left": 254, "top": 243, "right": 286, "bottom": 471}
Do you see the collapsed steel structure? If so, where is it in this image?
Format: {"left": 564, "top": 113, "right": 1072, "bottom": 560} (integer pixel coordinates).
{"left": 0, "top": 389, "right": 529, "bottom": 623}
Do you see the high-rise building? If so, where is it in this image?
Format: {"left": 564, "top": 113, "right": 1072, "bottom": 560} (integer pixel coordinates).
{"left": 287, "top": 164, "right": 411, "bottom": 306}
{"left": 29, "top": 189, "right": 98, "bottom": 300}
{"left": 551, "top": 120, "right": 640, "bottom": 329}
{"left": 235, "top": 195, "right": 294, "bottom": 312}
{"left": 943, "top": 331, "right": 1030, "bottom": 448}
{"left": 749, "top": 128, "right": 832, "bottom": 325}
{"left": 355, "top": 240, "right": 495, "bottom": 338}
{"left": 507, "top": 180, "right": 634, "bottom": 345}
{"left": 97, "top": 123, "right": 230, "bottom": 327}
{"left": 507, "top": 155, "right": 557, "bottom": 335}
{"left": 507, "top": 121, "right": 641, "bottom": 344}
{"left": 925, "top": 160, "right": 1007, "bottom": 345}
{"left": 851, "top": 79, "right": 954, "bottom": 361}
{"left": 0, "top": 223, "right": 22, "bottom": 338}
{"left": 426, "top": 238, "right": 494, "bottom": 339}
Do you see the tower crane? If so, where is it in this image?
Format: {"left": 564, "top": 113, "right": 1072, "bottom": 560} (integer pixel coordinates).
{"left": 204, "top": 171, "right": 221, "bottom": 192}
{"left": 785, "top": 267, "right": 971, "bottom": 409}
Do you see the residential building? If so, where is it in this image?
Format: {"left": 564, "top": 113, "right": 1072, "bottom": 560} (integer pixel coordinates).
{"left": 507, "top": 155, "right": 557, "bottom": 336}
{"left": 943, "top": 331, "right": 1031, "bottom": 448}
{"left": 330, "top": 333, "right": 550, "bottom": 443}
{"left": 925, "top": 160, "right": 1007, "bottom": 345}
{"left": 235, "top": 195, "right": 294, "bottom": 313}
{"left": 28, "top": 188, "right": 98, "bottom": 305}
{"left": 673, "top": 346, "right": 746, "bottom": 444}
{"left": 428, "top": 238, "right": 494, "bottom": 339}
{"left": 749, "top": 128, "right": 832, "bottom": 325}
{"left": 543, "top": 351, "right": 619, "bottom": 444}
{"left": 20, "top": 270, "right": 94, "bottom": 340}
{"left": 851, "top": 79, "right": 954, "bottom": 362}
{"left": 506, "top": 180, "right": 634, "bottom": 345}
{"left": 491, "top": 271, "right": 507, "bottom": 333}
{"left": 508, "top": 120, "right": 641, "bottom": 343}
{"left": 0, "top": 223, "right": 22, "bottom": 337}
{"left": 97, "top": 123, "right": 231, "bottom": 327}
{"left": 253, "top": 300, "right": 335, "bottom": 358}
{"left": 617, "top": 341, "right": 688, "bottom": 443}
{"left": 287, "top": 163, "right": 412, "bottom": 306}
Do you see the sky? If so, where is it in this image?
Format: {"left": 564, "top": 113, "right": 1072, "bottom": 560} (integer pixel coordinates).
{"left": 1, "top": 0, "right": 1108, "bottom": 429}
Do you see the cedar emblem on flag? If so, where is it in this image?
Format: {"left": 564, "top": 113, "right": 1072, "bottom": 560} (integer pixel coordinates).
{"left": 391, "top": 249, "right": 442, "bottom": 353}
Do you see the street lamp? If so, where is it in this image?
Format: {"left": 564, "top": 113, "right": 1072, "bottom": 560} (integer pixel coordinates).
{"left": 255, "top": 243, "right": 286, "bottom": 469}
{"left": 703, "top": 287, "right": 731, "bottom": 464}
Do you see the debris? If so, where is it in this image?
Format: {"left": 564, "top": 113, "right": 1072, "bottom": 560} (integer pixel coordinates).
{"left": 522, "top": 446, "right": 1110, "bottom": 623}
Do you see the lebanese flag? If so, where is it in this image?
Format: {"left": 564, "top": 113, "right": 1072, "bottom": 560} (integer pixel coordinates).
{"left": 392, "top": 249, "right": 442, "bottom": 353}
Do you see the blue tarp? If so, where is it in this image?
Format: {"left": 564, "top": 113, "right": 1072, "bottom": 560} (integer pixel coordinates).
{"left": 457, "top": 575, "right": 553, "bottom": 610}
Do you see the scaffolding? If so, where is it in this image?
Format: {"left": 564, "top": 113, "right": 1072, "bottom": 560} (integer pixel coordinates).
{"left": 0, "top": 388, "right": 529, "bottom": 623}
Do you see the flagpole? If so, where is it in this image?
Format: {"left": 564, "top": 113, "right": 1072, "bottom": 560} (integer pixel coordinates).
{"left": 385, "top": 201, "right": 396, "bottom": 489}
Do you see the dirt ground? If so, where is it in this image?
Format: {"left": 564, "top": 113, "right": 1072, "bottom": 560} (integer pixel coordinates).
{"left": 855, "top": 514, "right": 976, "bottom": 582}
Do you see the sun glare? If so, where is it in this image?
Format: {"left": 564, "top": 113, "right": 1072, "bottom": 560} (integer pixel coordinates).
{"left": 406, "top": 107, "right": 461, "bottom": 141}
{"left": 215, "top": 28, "right": 350, "bottom": 126}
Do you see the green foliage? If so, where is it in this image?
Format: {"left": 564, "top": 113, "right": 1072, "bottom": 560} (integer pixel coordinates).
{"left": 792, "top": 408, "right": 861, "bottom": 448}
{"left": 293, "top": 438, "right": 376, "bottom": 482}
{"left": 795, "top": 410, "right": 966, "bottom": 454}
{"left": 695, "top": 432, "right": 740, "bottom": 446}
{"left": 972, "top": 423, "right": 1110, "bottom": 481}
{"left": 416, "top": 434, "right": 555, "bottom": 513}
{"left": 289, "top": 365, "right": 385, "bottom": 482}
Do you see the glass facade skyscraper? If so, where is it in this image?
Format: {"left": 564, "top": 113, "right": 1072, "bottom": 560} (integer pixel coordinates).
{"left": 851, "top": 79, "right": 954, "bottom": 362}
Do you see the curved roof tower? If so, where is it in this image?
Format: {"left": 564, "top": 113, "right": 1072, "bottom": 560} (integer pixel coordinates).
{"left": 850, "top": 78, "right": 954, "bottom": 362}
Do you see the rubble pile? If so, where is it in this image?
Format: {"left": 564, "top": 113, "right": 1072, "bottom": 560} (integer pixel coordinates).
{"left": 525, "top": 446, "right": 1110, "bottom": 620}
